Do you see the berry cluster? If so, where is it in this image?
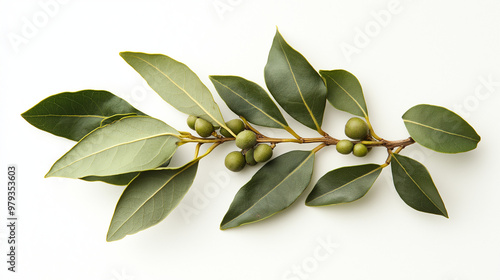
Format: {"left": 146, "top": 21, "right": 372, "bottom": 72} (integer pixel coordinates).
{"left": 336, "top": 117, "right": 370, "bottom": 157}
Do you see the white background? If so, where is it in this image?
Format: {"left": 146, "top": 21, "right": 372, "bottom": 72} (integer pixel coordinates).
{"left": 1, "top": 0, "right": 500, "bottom": 279}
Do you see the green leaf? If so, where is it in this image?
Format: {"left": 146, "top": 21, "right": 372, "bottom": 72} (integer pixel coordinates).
{"left": 120, "top": 52, "right": 226, "bottom": 129}
{"left": 264, "top": 29, "right": 327, "bottom": 132}
{"left": 21, "top": 90, "right": 145, "bottom": 141}
{"left": 402, "top": 104, "right": 481, "bottom": 153}
{"left": 320, "top": 70, "right": 368, "bottom": 118}
{"left": 220, "top": 150, "right": 315, "bottom": 230}
{"left": 306, "top": 164, "right": 383, "bottom": 206}
{"left": 107, "top": 161, "right": 198, "bottom": 241}
{"left": 45, "top": 116, "right": 179, "bottom": 178}
{"left": 391, "top": 153, "right": 448, "bottom": 217}
{"left": 210, "top": 75, "right": 289, "bottom": 129}
{"left": 81, "top": 172, "right": 140, "bottom": 186}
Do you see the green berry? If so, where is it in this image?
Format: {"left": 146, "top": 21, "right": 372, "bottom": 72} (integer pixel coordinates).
{"left": 253, "top": 144, "right": 273, "bottom": 162}
{"left": 345, "top": 117, "right": 369, "bottom": 140}
{"left": 245, "top": 148, "right": 257, "bottom": 166}
{"left": 225, "top": 151, "right": 246, "bottom": 172}
{"left": 336, "top": 139, "right": 354, "bottom": 155}
{"left": 235, "top": 130, "right": 257, "bottom": 149}
{"left": 187, "top": 115, "right": 198, "bottom": 130}
{"left": 220, "top": 119, "right": 245, "bottom": 137}
{"left": 353, "top": 143, "right": 368, "bottom": 157}
{"left": 195, "top": 118, "right": 214, "bottom": 137}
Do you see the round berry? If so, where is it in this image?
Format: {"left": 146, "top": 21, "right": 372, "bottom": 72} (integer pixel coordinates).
{"left": 353, "top": 143, "right": 369, "bottom": 157}
{"left": 220, "top": 119, "right": 245, "bottom": 137}
{"left": 225, "top": 151, "right": 246, "bottom": 172}
{"left": 235, "top": 130, "right": 257, "bottom": 149}
{"left": 195, "top": 118, "right": 214, "bottom": 137}
{"left": 336, "top": 139, "right": 354, "bottom": 155}
{"left": 345, "top": 117, "right": 369, "bottom": 140}
{"left": 245, "top": 148, "right": 257, "bottom": 166}
{"left": 253, "top": 144, "right": 273, "bottom": 163}
{"left": 187, "top": 115, "right": 198, "bottom": 130}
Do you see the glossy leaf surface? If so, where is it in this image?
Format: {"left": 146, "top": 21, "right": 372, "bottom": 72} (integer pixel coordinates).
{"left": 402, "top": 104, "right": 480, "bottom": 153}
{"left": 120, "top": 52, "right": 226, "bottom": 128}
{"left": 391, "top": 153, "right": 448, "bottom": 217}
{"left": 46, "top": 116, "right": 179, "bottom": 178}
{"left": 221, "top": 150, "right": 315, "bottom": 230}
{"left": 210, "top": 75, "right": 288, "bottom": 129}
{"left": 21, "top": 90, "right": 145, "bottom": 141}
{"left": 306, "top": 164, "right": 382, "bottom": 206}
{"left": 320, "top": 70, "right": 368, "bottom": 118}
{"left": 107, "top": 161, "right": 198, "bottom": 241}
{"left": 264, "top": 30, "right": 327, "bottom": 131}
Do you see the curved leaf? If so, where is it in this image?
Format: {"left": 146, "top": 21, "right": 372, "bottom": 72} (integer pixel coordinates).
{"left": 391, "top": 153, "right": 448, "bottom": 217}
{"left": 21, "top": 90, "right": 145, "bottom": 141}
{"left": 210, "top": 75, "right": 289, "bottom": 129}
{"left": 264, "top": 29, "right": 327, "bottom": 132}
{"left": 81, "top": 172, "right": 140, "bottom": 186}
{"left": 320, "top": 70, "right": 368, "bottom": 118}
{"left": 120, "top": 52, "right": 226, "bottom": 129}
{"left": 221, "top": 150, "right": 315, "bottom": 230}
{"left": 45, "top": 116, "right": 179, "bottom": 178}
{"left": 107, "top": 161, "right": 198, "bottom": 242}
{"left": 402, "top": 104, "right": 480, "bottom": 153}
{"left": 306, "top": 164, "right": 382, "bottom": 206}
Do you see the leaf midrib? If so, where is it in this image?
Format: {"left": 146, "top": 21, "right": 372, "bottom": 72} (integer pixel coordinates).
{"left": 309, "top": 166, "right": 381, "bottom": 203}
{"left": 392, "top": 155, "right": 446, "bottom": 216}
{"left": 126, "top": 54, "right": 225, "bottom": 129}
{"left": 222, "top": 152, "right": 314, "bottom": 227}
{"left": 277, "top": 39, "right": 321, "bottom": 131}
{"left": 108, "top": 162, "right": 195, "bottom": 240}
{"left": 47, "top": 133, "right": 178, "bottom": 176}
{"left": 211, "top": 78, "right": 287, "bottom": 128}
{"left": 403, "top": 119, "right": 479, "bottom": 141}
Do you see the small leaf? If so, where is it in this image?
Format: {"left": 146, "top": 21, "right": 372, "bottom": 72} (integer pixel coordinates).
{"left": 320, "top": 70, "right": 368, "bottom": 118}
{"left": 120, "top": 52, "right": 226, "bottom": 129}
{"left": 264, "top": 29, "right": 327, "bottom": 132}
{"left": 220, "top": 150, "right": 315, "bottom": 230}
{"left": 306, "top": 164, "right": 383, "bottom": 206}
{"left": 210, "top": 75, "right": 289, "bottom": 129}
{"left": 402, "top": 104, "right": 481, "bottom": 153}
{"left": 391, "top": 153, "right": 448, "bottom": 217}
{"left": 81, "top": 172, "right": 139, "bottom": 186}
{"left": 21, "top": 90, "right": 145, "bottom": 141}
{"left": 46, "top": 116, "right": 179, "bottom": 178}
{"left": 107, "top": 161, "right": 198, "bottom": 241}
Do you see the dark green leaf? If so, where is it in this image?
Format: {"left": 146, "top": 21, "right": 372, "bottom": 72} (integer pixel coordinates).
{"left": 45, "top": 116, "right": 179, "bottom": 178}
{"left": 210, "top": 75, "right": 289, "bottom": 129}
{"left": 220, "top": 150, "right": 315, "bottom": 230}
{"left": 402, "top": 104, "right": 480, "bottom": 153}
{"left": 21, "top": 90, "right": 145, "bottom": 141}
{"left": 391, "top": 153, "right": 448, "bottom": 217}
{"left": 320, "top": 70, "right": 368, "bottom": 118}
{"left": 120, "top": 52, "right": 227, "bottom": 129}
{"left": 107, "top": 161, "right": 198, "bottom": 241}
{"left": 306, "top": 164, "right": 383, "bottom": 206}
{"left": 264, "top": 29, "right": 327, "bottom": 132}
{"left": 81, "top": 172, "right": 139, "bottom": 186}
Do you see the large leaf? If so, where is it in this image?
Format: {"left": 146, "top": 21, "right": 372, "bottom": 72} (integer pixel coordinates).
{"left": 264, "top": 30, "right": 327, "bottom": 132}
{"left": 306, "top": 164, "right": 382, "bottom": 206}
{"left": 45, "top": 116, "right": 179, "bottom": 178}
{"left": 220, "top": 150, "right": 315, "bottom": 230}
{"left": 107, "top": 161, "right": 198, "bottom": 241}
{"left": 210, "top": 75, "right": 289, "bottom": 129}
{"left": 120, "top": 52, "right": 226, "bottom": 129}
{"left": 320, "top": 70, "right": 368, "bottom": 118}
{"left": 21, "top": 90, "right": 145, "bottom": 141}
{"left": 402, "top": 104, "right": 480, "bottom": 153}
{"left": 391, "top": 153, "right": 448, "bottom": 217}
